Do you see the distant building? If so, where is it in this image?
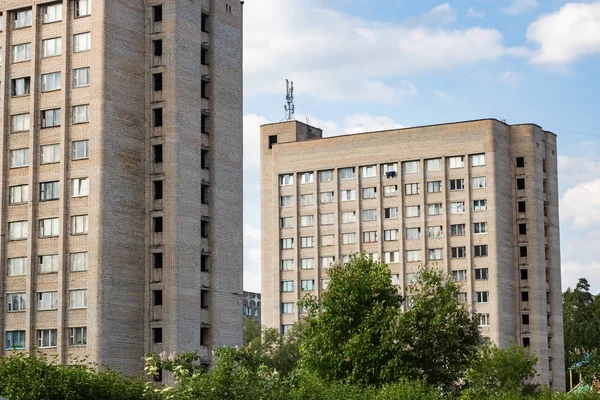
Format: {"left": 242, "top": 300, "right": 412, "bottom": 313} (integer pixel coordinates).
{"left": 260, "top": 118, "right": 564, "bottom": 389}
{"left": 243, "top": 291, "right": 261, "bottom": 323}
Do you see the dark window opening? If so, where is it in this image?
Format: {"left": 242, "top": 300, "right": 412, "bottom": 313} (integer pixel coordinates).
{"left": 523, "top": 337, "right": 531, "bottom": 347}
{"left": 153, "top": 40, "right": 163, "bottom": 57}
{"left": 153, "top": 73, "right": 163, "bottom": 91}
{"left": 201, "top": 290, "right": 209, "bottom": 309}
{"left": 201, "top": 80, "right": 209, "bottom": 99}
{"left": 200, "top": 327, "right": 209, "bottom": 345}
{"left": 201, "top": 12, "right": 209, "bottom": 33}
{"left": 520, "top": 246, "right": 528, "bottom": 258}
{"left": 268, "top": 135, "right": 278, "bottom": 149}
{"left": 517, "top": 178, "right": 525, "bottom": 190}
{"left": 153, "top": 144, "right": 163, "bottom": 163}
{"left": 153, "top": 5, "right": 163, "bottom": 22}
{"left": 201, "top": 115, "right": 209, "bottom": 134}
{"left": 153, "top": 180, "right": 163, "bottom": 200}
{"left": 201, "top": 47, "right": 209, "bottom": 66}
{"left": 519, "top": 223, "right": 527, "bottom": 235}
{"left": 201, "top": 149, "right": 209, "bottom": 169}
{"left": 543, "top": 159, "right": 547, "bottom": 172}
{"left": 201, "top": 184, "right": 209, "bottom": 205}
{"left": 153, "top": 327, "right": 163, "bottom": 343}
{"left": 521, "top": 292, "right": 529, "bottom": 302}
{"left": 154, "top": 217, "right": 163, "bottom": 233}
{"left": 201, "top": 255, "right": 209, "bottom": 272}
{"left": 522, "top": 314, "right": 530, "bottom": 325}
{"left": 520, "top": 269, "right": 528, "bottom": 280}
{"left": 516, "top": 157, "right": 524, "bottom": 168}
{"left": 153, "top": 108, "right": 163, "bottom": 127}
{"left": 154, "top": 369, "right": 163, "bottom": 382}
{"left": 153, "top": 253, "right": 163, "bottom": 269}
{"left": 518, "top": 201, "right": 526, "bottom": 213}
{"left": 201, "top": 221, "right": 209, "bottom": 238}
{"left": 153, "top": 290, "right": 163, "bottom": 306}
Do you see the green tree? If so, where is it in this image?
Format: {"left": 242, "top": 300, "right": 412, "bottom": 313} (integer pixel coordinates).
{"left": 244, "top": 317, "right": 262, "bottom": 346}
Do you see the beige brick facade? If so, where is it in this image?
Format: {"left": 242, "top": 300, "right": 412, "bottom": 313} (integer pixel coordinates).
{"left": 0, "top": 0, "right": 243, "bottom": 377}
{"left": 261, "top": 119, "right": 565, "bottom": 389}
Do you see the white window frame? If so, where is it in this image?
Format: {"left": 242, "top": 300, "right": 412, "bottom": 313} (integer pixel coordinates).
{"left": 73, "top": 32, "right": 91, "bottom": 52}
{"left": 451, "top": 247, "right": 466, "bottom": 259}
{"left": 41, "top": 109, "right": 61, "bottom": 128}
{"left": 476, "top": 291, "right": 489, "bottom": 303}
{"left": 471, "top": 154, "right": 485, "bottom": 167}
{"left": 405, "top": 183, "right": 420, "bottom": 195}
{"left": 42, "top": 37, "right": 62, "bottom": 58}
{"left": 40, "top": 181, "right": 60, "bottom": 201}
{"left": 300, "top": 258, "right": 314, "bottom": 270}
{"left": 362, "top": 231, "right": 377, "bottom": 243}
{"left": 41, "top": 144, "right": 61, "bottom": 164}
{"left": 383, "top": 185, "right": 398, "bottom": 197}
{"left": 341, "top": 211, "right": 356, "bottom": 223}
{"left": 299, "top": 172, "right": 313, "bottom": 184}
{"left": 474, "top": 245, "right": 488, "bottom": 257}
{"left": 363, "top": 209, "right": 377, "bottom": 222}
{"left": 301, "top": 279, "right": 315, "bottom": 291}
{"left": 321, "top": 257, "right": 335, "bottom": 268}
{"left": 280, "top": 238, "right": 294, "bottom": 250}
{"left": 339, "top": 167, "right": 355, "bottom": 180}
{"left": 321, "top": 234, "right": 334, "bottom": 247}
{"left": 403, "top": 160, "right": 419, "bottom": 174}
{"left": 11, "top": 113, "right": 30, "bottom": 132}
{"left": 475, "top": 268, "right": 489, "bottom": 280}
{"left": 279, "top": 174, "right": 293, "bottom": 186}
{"left": 38, "top": 291, "right": 58, "bottom": 310}
{"left": 342, "top": 232, "right": 356, "bottom": 245}
{"left": 406, "top": 250, "right": 422, "bottom": 262}
{"left": 429, "top": 248, "right": 443, "bottom": 261}
{"left": 39, "top": 218, "right": 59, "bottom": 238}
{"left": 11, "top": 77, "right": 31, "bottom": 97}
{"left": 320, "top": 170, "right": 333, "bottom": 182}
{"left": 74, "top": 0, "right": 91, "bottom": 18}
{"left": 299, "top": 194, "right": 312, "bottom": 206}
{"left": 280, "top": 217, "right": 293, "bottom": 229}
{"left": 73, "top": 67, "right": 90, "bottom": 87}
{"left": 8, "top": 221, "right": 28, "bottom": 240}
{"left": 7, "top": 293, "right": 26, "bottom": 312}
{"left": 361, "top": 165, "right": 376, "bottom": 178}
{"left": 384, "top": 207, "right": 398, "bottom": 219}
{"left": 300, "top": 215, "right": 314, "bottom": 227}
{"left": 69, "top": 327, "right": 87, "bottom": 346}
{"left": 12, "top": 43, "right": 32, "bottom": 63}
{"left": 341, "top": 189, "right": 356, "bottom": 201}
{"left": 41, "top": 71, "right": 62, "bottom": 92}
{"left": 452, "top": 270, "right": 467, "bottom": 281}
{"left": 281, "top": 303, "right": 294, "bottom": 314}
{"left": 39, "top": 254, "right": 58, "bottom": 274}
{"left": 72, "top": 177, "right": 89, "bottom": 197}
{"left": 406, "top": 227, "right": 420, "bottom": 240}
{"left": 427, "top": 181, "right": 442, "bottom": 193}
{"left": 449, "top": 156, "right": 464, "bottom": 169}
{"left": 472, "top": 177, "right": 486, "bottom": 189}
{"left": 300, "top": 236, "right": 314, "bottom": 248}
{"left": 13, "top": 10, "right": 32, "bottom": 29}
{"left": 450, "top": 202, "right": 465, "bottom": 214}
{"left": 478, "top": 314, "right": 490, "bottom": 326}
{"left": 474, "top": 199, "right": 487, "bottom": 211}
{"left": 384, "top": 252, "right": 400, "bottom": 264}
{"left": 450, "top": 224, "right": 466, "bottom": 236}
{"left": 449, "top": 179, "right": 464, "bottom": 191}
{"left": 43, "top": 3, "right": 63, "bottom": 24}
{"left": 69, "top": 289, "right": 88, "bottom": 309}
{"left": 281, "top": 281, "right": 294, "bottom": 292}
{"left": 72, "top": 140, "right": 89, "bottom": 159}
{"left": 37, "top": 329, "right": 58, "bottom": 348}
{"left": 280, "top": 196, "right": 292, "bottom": 207}
{"left": 405, "top": 205, "right": 420, "bottom": 218}
{"left": 428, "top": 203, "right": 442, "bottom": 216}
{"left": 362, "top": 187, "right": 376, "bottom": 199}
{"left": 71, "top": 215, "right": 89, "bottom": 235}
{"left": 7, "top": 257, "right": 27, "bottom": 276}
{"left": 70, "top": 252, "right": 89, "bottom": 272}
{"left": 73, "top": 104, "right": 90, "bottom": 124}
{"left": 426, "top": 158, "right": 441, "bottom": 171}
{"left": 474, "top": 222, "right": 488, "bottom": 234}
{"left": 384, "top": 229, "right": 399, "bottom": 241}
{"left": 428, "top": 226, "right": 443, "bottom": 238}
{"left": 320, "top": 192, "right": 334, "bottom": 203}
{"left": 321, "top": 213, "right": 334, "bottom": 225}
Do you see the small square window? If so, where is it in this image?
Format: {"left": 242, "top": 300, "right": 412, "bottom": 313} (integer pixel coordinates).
{"left": 516, "top": 157, "right": 525, "bottom": 168}
{"left": 517, "top": 178, "right": 525, "bottom": 190}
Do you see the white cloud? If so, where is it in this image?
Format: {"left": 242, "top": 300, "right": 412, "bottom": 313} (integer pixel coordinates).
{"left": 434, "top": 90, "right": 453, "bottom": 101}
{"left": 497, "top": 70, "right": 522, "bottom": 84}
{"left": 503, "top": 0, "right": 539, "bottom": 15}
{"left": 527, "top": 2, "right": 600, "bottom": 64}
{"left": 558, "top": 155, "right": 600, "bottom": 188}
{"left": 244, "top": 0, "right": 526, "bottom": 101}
{"left": 467, "top": 7, "right": 486, "bottom": 18}
{"left": 408, "top": 3, "right": 457, "bottom": 26}
{"left": 561, "top": 261, "right": 600, "bottom": 293}
{"left": 560, "top": 179, "right": 600, "bottom": 229}
{"left": 243, "top": 224, "right": 261, "bottom": 292}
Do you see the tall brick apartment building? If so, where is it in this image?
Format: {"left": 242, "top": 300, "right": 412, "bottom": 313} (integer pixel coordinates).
{"left": 261, "top": 119, "right": 564, "bottom": 388}
{"left": 0, "top": 0, "right": 243, "bottom": 376}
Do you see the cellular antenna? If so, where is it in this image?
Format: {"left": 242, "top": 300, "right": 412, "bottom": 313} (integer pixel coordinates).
{"left": 284, "top": 79, "right": 295, "bottom": 121}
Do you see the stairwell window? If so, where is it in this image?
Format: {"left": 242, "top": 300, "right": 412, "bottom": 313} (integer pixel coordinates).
{"left": 74, "top": 32, "right": 91, "bottom": 52}
{"left": 71, "top": 215, "right": 89, "bottom": 235}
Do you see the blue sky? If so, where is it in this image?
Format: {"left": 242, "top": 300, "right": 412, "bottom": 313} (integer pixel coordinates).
{"left": 241, "top": 0, "right": 600, "bottom": 293}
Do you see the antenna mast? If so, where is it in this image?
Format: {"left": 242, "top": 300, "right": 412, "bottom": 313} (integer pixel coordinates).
{"left": 284, "top": 79, "right": 295, "bottom": 121}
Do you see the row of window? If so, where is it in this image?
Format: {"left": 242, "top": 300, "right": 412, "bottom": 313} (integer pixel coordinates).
{"left": 7, "top": 34, "right": 90, "bottom": 68}
{"left": 9, "top": 178, "right": 88, "bottom": 204}
{"left": 280, "top": 155, "right": 486, "bottom": 186}
{"left": 9, "top": 140, "right": 89, "bottom": 168}
{"left": 7, "top": 289, "right": 87, "bottom": 312}
{"left": 11, "top": 105, "right": 89, "bottom": 131}
{"left": 7, "top": 252, "right": 88, "bottom": 276}
{"left": 4, "top": 1, "right": 91, "bottom": 31}
{"left": 6, "top": 327, "right": 87, "bottom": 351}
{"left": 8, "top": 215, "right": 88, "bottom": 240}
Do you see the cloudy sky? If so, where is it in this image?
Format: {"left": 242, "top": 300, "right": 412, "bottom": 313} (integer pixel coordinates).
{"left": 241, "top": 0, "right": 600, "bottom": 294}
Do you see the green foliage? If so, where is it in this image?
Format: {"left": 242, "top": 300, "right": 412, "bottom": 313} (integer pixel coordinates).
{"left": 244, "top": 317, "right": 262, "bottom": 346}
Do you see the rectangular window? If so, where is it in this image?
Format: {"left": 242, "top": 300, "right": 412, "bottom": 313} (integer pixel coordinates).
{"left": 362, "top": 231, "right": 377, "bottom": 243}
{"left": 280, "top": 217, "right": 293, "bottom": 228}
{"left": 6, "top": 330, "right": 26, "bottom": 350}
{"left": 475, "top": 268, "right": 488, "bottom": 280}
{"left": 452, "top": 270, "right": 467, "bottom": 281}
{"left": 40, "top": 181, "right": 59, "bottom": 201}
{"left": 281, "top": 303, "right": 294, "bottom": 314}
{"left": 475, "top": 291, "right": 489, "bottom": 303}
{"left": 153, "top": 73, "right": 163, "bottom": 91}
{"left": 320, "top": 192, "right": 334, "bottom": 203}
{"left": 71, "top": 215, "right": 89, "bottom": 235}
{"left": 361, "top": 165, "right": 376, "bottom": 178}
{"left": 300, "top": 236, "right": 314, "bottom": 248}
{"left": 279, "top": 174, "right": 293, "bottom": 186}
{"left": 474, "top": 245, "right": 488, "bottom": 257}
{"left": 472, "top": 177, "right": 486, "bottom": 189}
{"left": 321, "top": 213, "right": 334, "bottom": 225}
{"left": 73, "top": 105, "right": 90, "bottom": 124}
{"left": 69, "top": 290, "right": 88, "bottom": 308}
{"left": 474, "top": 199, "right": 487, "bottom": 211}
{"left": 384, "top": 207, "right": 398, "bottom": 219}
{"left": 449, "top": 179, "right": 464, "bottom": 191}
{"left": 449, "top": 156, "right": 464, "bottom": 169}
{"left": 71, "top": 252, "right": 88, "bottom": 272}
{"left": 300, "top": 215, "right": 314, "bottom": 227}
{"left": 405, "top": 183, "right": 420, "bottom": 195}
{"left": 321, "top": 234, "right": 334, "bottom": 246}
{"left": 42, "top": 38, "right": 62, "bottom": 58}
{"left": 11, "top": 77, "right": 31, "bottom": 97}
{"left": 299, "top": 172, "right": 313, "bottom": 184}
{"left": 363, "top": 209, "right": 377, "bottom": 222}
{"left": 299, "top": 194, "right": 313, "bottom": 206}
{"left": 37, "top": 329, "right": 58, "bottom": 348}
{"left": 471, "top": 154, "right": 485, "bottom": 167}
{"left": 406, "top": 227, "right": 420, "bottom": 240}
{"left": 478, "top": 314, "right": 490, "bottom": 327}
{"left": 74, "top": 32, "right": 91, "bottom": 52}
{"left": 405, "top": 205, "right": 420, "bottom": 218}
{"left": 456, "top": 292, "right": 467, "bottom": 304}
{"left": 522, "top": 314, "right": 530, "bottom": 325}
{"left": 403, "top": 161, "right": 419, "bottom": 174}
{"left": 321, "top": 257, "right": 335, "bottom": 268}
{"left": 72, "top": 140, "right": 89, "bottom": 159}
{"left": 8, "top": 221, "right": 28, "bottom": 240}
{"left": 280, "top": 196, "right": 292, "bottom": 207}
{"left": 12, "top": 43, "right": 32, "bottom": 62}
{"left": 384, "top": 229, "right": 399, "bottom": 241}
{"left": 428, "top": 226, "right": 443, "bottom": 238}
{"left": 38, "top": 292, "right": 58, "bottom": 310}
{"left": 75, "top": 0, "right": 91, "bottom": 17}
{"left": 300, "top": 258, "right": 314, "bottom": 270}
{"left": 519, "top": 223, "right": 527, "bottom": 235}
{"left": 520, "top": 246, "right": 528, "bottom": 258}
{"left": 382, "top": 163, "right": 398, "bottom": 174}
{"left": 39, "top": 255, "right": 58, "bottom": 273}
{"left": 426, "top": 158, "right": 441, "bottom": 171}
{"left": 41, "top": 144, "right": 60, "bottom": 164}
{"left": 280, "top": 259, "right": 293, "bottom": 270}
{"left": 428, "top": 203, "right": 442, "bottom": 216}
{"left": 339, "top": 167, "right": 355, "bottom": 180}
{"left": 450, "top": 202, "right": 465, "bottom": 214}
{"left": 153, "top": 144, "right": 163, "bottom": 163}
{"left": 384, "top": 185, "right": 398, "bottom": 197}
{"left": 451, "top": 247, "right": 466, "bottom": 259}
{"left": 320, "top": 170, "right": 333, "bottom": 182}
{"left": 43, "top": 3, "right": 62, "bottom": 23}
{"left": 450, "top": 224, "right": 466, "bottom": 236}
{"left": 153, "top": 108, "right": 163, "bottom": 127}
{"left": 72, "top": 178, "right": 89, "bottom": 197}
{"left": 41, "top": 109, "right": 61, "bottom": 128}
{"left": 69, "top": 327, "right": 87, "bottom": 346}
{"left": 516, "top": 157, "right": 525, "bottom": 168}
{"left": 281, "top": 281, "right": 294, "bottom": 292}
{"left": 517, "top": 178, "right": 525, "bottom": 190}
{"left": 406, "top": 250, "right": 421, "bottom": 262}
{"left": 362, "top": 187, "right": 377, "bottom": 199}
{"left": 342, "top": 232, "right": 356, "bottom": 244}
{"left": 427, "top": 181, "right": 441, "bottom": 193}
{"left": 341, "top": 211, "right": 356, "bottom": 223}
{"left": 473, "top": 222, "right": 487, "bottom": 234}
{"left": 73, "top": 67, "right": 90, "bottom": 87}
{"left": 301, "top": 280, "right": 315, "bottom": 291}
{"left": 341, "top": 190, "right": 356, "bottom": 201}
{"left": 518, "top": 201, "right": 526, "bottom": 213}
{"left": 11, "top": 113, "right": 30, "bottom": 132}
{"left": 429, "top": 248, "right": 443, "bottom": 261}
{"left": 7, "top": 293, "right": 26, "bottom": 312}
{"left": 39, "top": 218, "right": 59, "bottom": 238}
{"left": 13, "top": 9, "right": 32, "bottom": 29}
{"left": 384, "top": 251, "right": 400, "bottom": 264}
{"left": 8, "top": 258, "right": 27, "bottom": 276}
